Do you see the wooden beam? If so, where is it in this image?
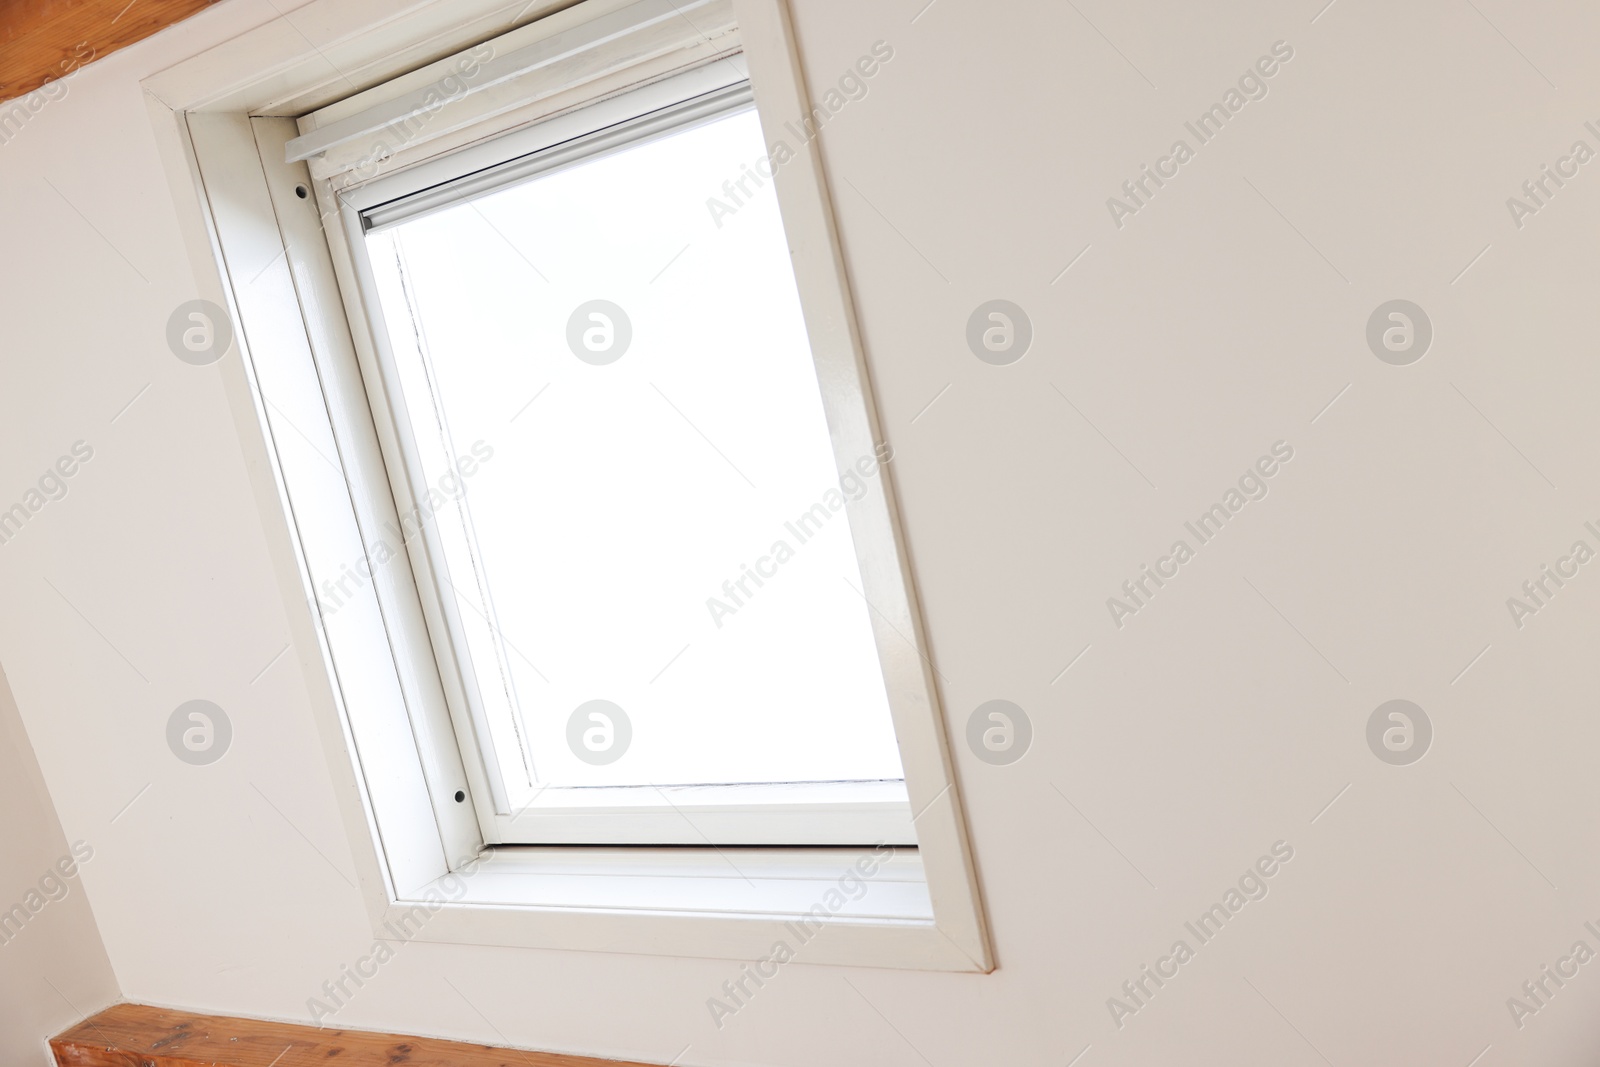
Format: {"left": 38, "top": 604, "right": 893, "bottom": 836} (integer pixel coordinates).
{"left": 0, "top": 0, "right": 225, "bottom": 104}
{"left": 52, "top": 1003, "right": 666, "bottom": 1067}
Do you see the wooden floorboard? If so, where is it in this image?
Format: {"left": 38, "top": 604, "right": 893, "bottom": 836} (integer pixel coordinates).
{"left": 0, "top": 0, "right": 224, "bottom": 103}
{"left": 52, "top": 1002, "right": 666, "bottom": 1067}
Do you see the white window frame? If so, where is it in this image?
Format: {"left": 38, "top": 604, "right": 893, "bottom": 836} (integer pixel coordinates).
{"left": 142, "top": 0, "right": 991, "bottom": 971}
{"left": 325, "top": 66, "right": 914, "bottom": 848}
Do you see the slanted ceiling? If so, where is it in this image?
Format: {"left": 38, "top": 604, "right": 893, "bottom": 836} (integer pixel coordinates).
{"left": 0, "top": 0, "right": 222, "bottom": 103}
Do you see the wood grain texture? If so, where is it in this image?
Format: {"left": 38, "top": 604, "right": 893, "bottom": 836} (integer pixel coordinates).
{"left": 0, "top": 0, "right": 224, "bottom": 103}
{"left": 52, "top": 1003, "right": 666, "bottom": 1067}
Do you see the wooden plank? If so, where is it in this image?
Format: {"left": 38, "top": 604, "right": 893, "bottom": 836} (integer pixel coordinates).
{"left": 0, "top": 0, "right": 225, "bottom": 103}
{"left": 51, "top": 1003, "right": 665, "bottom": 1067}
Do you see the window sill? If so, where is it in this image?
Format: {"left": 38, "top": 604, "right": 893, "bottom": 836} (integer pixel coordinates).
{"left": 381, "top": 844, "right": 984, "bottom": 970}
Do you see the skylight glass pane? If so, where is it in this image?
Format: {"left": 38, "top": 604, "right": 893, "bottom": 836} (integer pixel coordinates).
{"left": 365, "top": 104, "right": 904, "bottom": 807}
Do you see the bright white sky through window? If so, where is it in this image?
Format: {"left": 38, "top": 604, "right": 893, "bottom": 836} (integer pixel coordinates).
{"left": 365, "top": 104, "right": 905, "bottom": 806}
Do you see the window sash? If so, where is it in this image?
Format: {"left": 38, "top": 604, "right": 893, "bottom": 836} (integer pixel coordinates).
{"left": 329, "top": 65, "right": 914, "bottom": 845}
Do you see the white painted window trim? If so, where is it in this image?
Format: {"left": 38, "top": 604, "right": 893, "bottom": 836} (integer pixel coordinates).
{"left": 317, "top": 59, "right": 916, "bottom": 849}
{"left": 142, "top": 0, "right": 992, "bottom": 971}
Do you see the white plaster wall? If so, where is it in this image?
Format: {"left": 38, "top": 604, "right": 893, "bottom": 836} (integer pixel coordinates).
{"left": 2, "top": 0, "right": 1600, "bottom": 1063}
{"left": 0, "top": 665, "right": 119, "bottom": 1064}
